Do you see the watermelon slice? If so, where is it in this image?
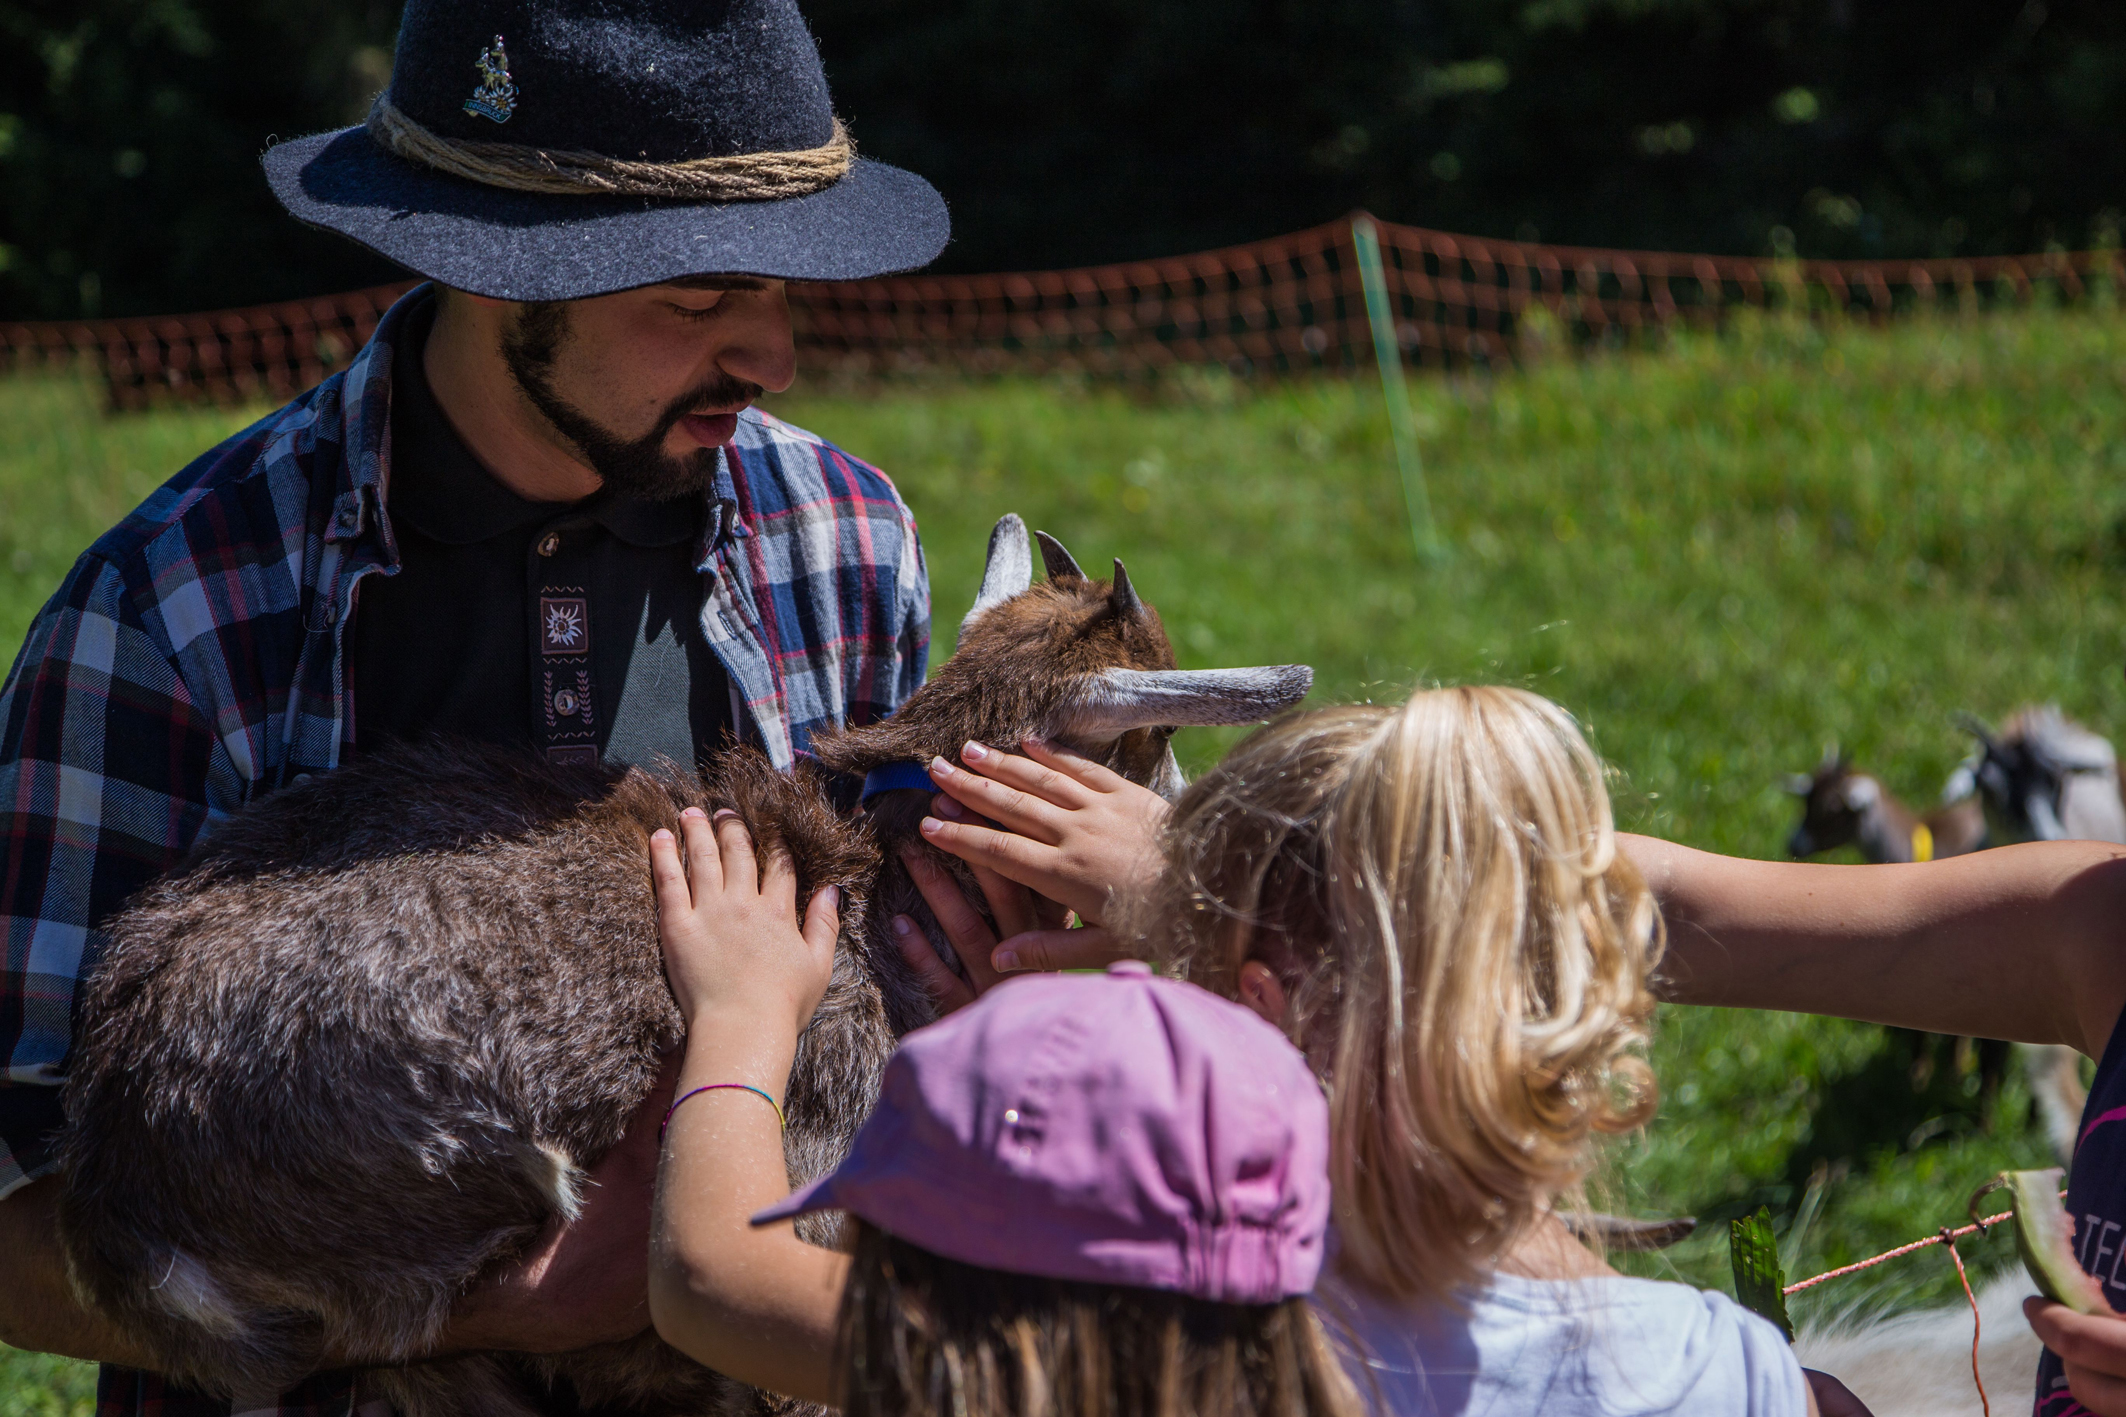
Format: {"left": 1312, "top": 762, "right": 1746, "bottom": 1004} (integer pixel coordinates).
{"left": 1993, "top": 1168, "right": 2116, "bottom": 1317}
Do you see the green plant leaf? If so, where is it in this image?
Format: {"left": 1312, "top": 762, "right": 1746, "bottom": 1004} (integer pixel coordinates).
{"left": 1730, "top": 1206, "right": 1795, "bottom": 1341}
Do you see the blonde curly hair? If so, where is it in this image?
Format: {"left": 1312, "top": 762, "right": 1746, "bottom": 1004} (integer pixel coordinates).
{"left": 1124, "top": 687, "right": 1661, "bottom": 1303}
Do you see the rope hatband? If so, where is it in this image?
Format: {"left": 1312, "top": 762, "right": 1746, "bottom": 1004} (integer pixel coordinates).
{"left": 367, "top": 97, "right": 855, "bottom": 201}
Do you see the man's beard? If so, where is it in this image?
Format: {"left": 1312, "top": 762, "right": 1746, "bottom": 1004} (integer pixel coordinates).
{"left": 501, "top": 301, "right": 762, "bottom": 503}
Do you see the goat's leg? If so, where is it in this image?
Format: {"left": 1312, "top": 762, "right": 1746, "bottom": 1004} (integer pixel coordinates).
{"left": 1976, "top": 1036, "right": 2011, "bottom": 1121}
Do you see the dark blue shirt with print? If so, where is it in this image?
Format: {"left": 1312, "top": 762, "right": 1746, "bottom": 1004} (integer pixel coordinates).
{"left": 2039, "top": 1012, "right": 2126, "bottom": 1415}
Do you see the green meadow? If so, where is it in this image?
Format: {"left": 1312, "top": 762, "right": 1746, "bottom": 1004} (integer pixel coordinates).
{"left": 8, "top": 304, "right": 2125, "bottom": 1396}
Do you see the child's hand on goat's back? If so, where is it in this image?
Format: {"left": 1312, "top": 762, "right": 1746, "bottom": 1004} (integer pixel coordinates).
{"left": 919, "top": 736, "right": 1168, "bottom": 929}
{"left": 650, "top": 808, "right": 838, "bottom": 1033}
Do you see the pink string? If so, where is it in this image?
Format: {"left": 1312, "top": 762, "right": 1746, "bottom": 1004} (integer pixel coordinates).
{"left": 1780, "top": 1209, "right": 2015, "bottom": 1417}
{"left": 1781, "top": 1209, "right": 2013, "bottom": 1295}
{"left": 1940, "top": 1227, "right": 1990, "bottom": 1417}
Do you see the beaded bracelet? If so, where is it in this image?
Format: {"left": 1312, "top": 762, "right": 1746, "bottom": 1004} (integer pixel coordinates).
{"left": 660, "top": 1083, "right": 786, "bottom": 1142}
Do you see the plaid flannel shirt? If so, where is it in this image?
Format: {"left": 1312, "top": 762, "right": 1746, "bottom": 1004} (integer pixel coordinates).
{"left": 0, "top": 286, "right": 929, "bottom": 1417}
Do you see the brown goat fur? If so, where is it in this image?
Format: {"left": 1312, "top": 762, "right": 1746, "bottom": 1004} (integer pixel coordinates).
{"left": 61, "top": 744, "right": 882, "bottom": 1415}
{"left": 812, "top": 575, "right": 1178, "bottom": 781}
{"left": 56, "top": 517, "right": 1312, "bottom": 1417}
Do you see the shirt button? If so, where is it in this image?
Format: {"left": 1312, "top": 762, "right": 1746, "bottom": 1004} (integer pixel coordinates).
{"left": 537, "top": 533, "right": 561, "bottom": 557}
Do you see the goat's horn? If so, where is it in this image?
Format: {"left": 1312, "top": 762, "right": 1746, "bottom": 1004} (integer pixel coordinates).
{"left": 1035, "top": 531, "right": 1086, "bottom": 583}
{"left": 1955, "top": 711, "right": 1999, "bottom": 750}
{"left": 1053, "top": 666, "right": 1314, "bottom": 736}
{"left": 1110, "top": 559, "right": 1146, "bottom": 620}
{"left": 962, "top": 514, "right": 1033, "bottom": 631}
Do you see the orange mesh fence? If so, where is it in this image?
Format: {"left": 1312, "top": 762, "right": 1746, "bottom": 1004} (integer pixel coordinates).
{"left": 6, "top": 211, "right": 2122, "bottom": 407}
{"left": 0, "top": 281, "right": 419, "bottom": 410}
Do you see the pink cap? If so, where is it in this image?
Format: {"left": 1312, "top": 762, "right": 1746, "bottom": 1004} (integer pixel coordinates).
{"left": 752, "top": 961, "right": 1329, "bottom": 1304}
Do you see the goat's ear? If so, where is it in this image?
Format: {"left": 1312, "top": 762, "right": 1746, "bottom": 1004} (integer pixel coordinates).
{"left": 1110, "top": 559, "right": 1147, "bottom": 621}
{"left": 1052, "top": 665, "right": 1313, "bottom": 736}
{"left": 1035, "top": 530, "right": 1086, "bottom": 583}
{"left": 1942, "top": 763, "right": 1978, "bottom": 805}
{"left": 1780, "top": 773, "right": 1814, "bottom": 796}
{"left": 1956, "top": 711, "right": 1999, "bottom": 753}
{"left": 962, "top": 514, "right": 1033, "bottom": 631}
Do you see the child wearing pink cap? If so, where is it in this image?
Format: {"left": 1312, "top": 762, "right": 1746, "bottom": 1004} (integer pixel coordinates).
{"left": 643, "top": 806, "right": 1360, "bottom": 1416}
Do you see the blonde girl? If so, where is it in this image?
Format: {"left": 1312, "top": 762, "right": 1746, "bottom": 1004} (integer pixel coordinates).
{"left": 645, "top": 806, "right": 1362, "bottom": 1417}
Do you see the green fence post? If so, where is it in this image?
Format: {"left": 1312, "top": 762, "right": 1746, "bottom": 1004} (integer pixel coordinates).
{"left": 1352, "top": 214, "right": 1441, "bottom": 561}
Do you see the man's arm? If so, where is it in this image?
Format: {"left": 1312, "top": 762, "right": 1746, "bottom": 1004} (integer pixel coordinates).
{"left": 0, "top": 558, "right": 228, "bottom": 1363}
{"left": 1624, "top": 833, "right": 2126, "bottom": 1057}
{"left": 0, "top": 1089, "right": 675, "bottom": 1373}
{"left": 431, "top": 1054, "right": 680, "bottom": 1359}
{"left": 0, "top": 1179, "right": 156, "bottom": 1367}
{"left": 890, "top": 504, "right": 930, "bottom": 710}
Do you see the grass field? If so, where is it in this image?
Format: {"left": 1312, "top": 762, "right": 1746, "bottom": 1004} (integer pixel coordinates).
{"left": 6, "top": 305, "right": 2125, "bottom": 1397}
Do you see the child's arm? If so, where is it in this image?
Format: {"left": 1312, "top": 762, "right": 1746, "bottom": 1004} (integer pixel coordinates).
{"left": 646, "top": 808, "right": 849, "bottom": 1405}
{"left": 1624, "top": 834, "right": 2126, "bottom": 1057}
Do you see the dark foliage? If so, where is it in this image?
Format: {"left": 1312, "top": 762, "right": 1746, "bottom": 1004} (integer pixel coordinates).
{"left": 6, "top": 0, "right": 2125, "bottom": 319}
{"left": 0, "top": 0, "right": 404, "bottom": 320}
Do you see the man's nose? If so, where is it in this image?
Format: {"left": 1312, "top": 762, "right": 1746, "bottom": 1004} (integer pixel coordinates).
{"left": 715, "top": 283, "right": 797, "bottom": 395}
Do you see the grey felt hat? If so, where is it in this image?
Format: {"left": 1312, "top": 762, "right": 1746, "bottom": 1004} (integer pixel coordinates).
{"left": 264, "top": 0, "right": 949, "bottom": 300}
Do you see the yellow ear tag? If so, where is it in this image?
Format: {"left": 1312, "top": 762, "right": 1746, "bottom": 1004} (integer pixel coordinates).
{"left": 1910, "top": 822, "right": 1934, "bottom": 863}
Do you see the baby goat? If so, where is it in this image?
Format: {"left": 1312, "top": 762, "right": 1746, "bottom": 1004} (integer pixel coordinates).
{"left": 1783, "top": 747, "right": 1986, "bottom": 864}
{"left": 57, "top": 515, "right": 1312, "bottom": 1417}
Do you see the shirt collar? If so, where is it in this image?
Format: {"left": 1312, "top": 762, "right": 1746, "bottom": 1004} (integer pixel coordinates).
{"left": 585, "top": 489, "right": 703, "bottom": 548}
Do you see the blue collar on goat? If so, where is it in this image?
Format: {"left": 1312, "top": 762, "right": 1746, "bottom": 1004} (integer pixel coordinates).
{"left": 861, "top": 761, "right": 938, "bottom": 802}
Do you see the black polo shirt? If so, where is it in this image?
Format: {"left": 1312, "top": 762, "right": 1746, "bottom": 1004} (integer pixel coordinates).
{"left": 349, "top": 306, "right": 732, "bottom": 768}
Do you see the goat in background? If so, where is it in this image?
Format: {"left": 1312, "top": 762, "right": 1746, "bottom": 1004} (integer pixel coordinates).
{"left": 57, "top": 514, "right": 1313, "bottom": 1417}
{"left": 1949, "top": 704, "right": 2126, "bottom": 846}
{"left": 1784, "top": 746, "right": 1987, "bottom": 864}
{"left": 1783, "top": 745, "right": 2086, "bottom": 1148}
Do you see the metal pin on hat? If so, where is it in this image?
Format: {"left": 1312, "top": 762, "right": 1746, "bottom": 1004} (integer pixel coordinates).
{"left": 463, "top": 35, "right": 517, "bottom": 123}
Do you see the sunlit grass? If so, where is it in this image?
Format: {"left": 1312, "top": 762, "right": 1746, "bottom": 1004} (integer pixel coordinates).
{"left": 0, "top": 1347, "right": 93, "bottom": 1417}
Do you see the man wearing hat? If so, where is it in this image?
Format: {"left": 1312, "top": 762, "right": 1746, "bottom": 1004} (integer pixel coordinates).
{"left": 0, "top": 0, "right": 945, "bottom": 1408}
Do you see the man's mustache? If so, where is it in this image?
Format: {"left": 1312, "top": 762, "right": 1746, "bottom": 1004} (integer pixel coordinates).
{"left": 659, "top": 374, "right": 764, "bottom": 431}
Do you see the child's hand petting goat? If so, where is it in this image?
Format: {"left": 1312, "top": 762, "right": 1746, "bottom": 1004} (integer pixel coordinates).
{"left": 646, "top": 809, "right": 849, "bottom": 1404}
{"left": 905, "top": 736, "right": 1168, "bottom": 989}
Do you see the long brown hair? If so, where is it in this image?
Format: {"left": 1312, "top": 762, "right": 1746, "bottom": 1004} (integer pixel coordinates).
{"left": 1124, "top": 687, "right": 1661, "bottom": 1305}
{"left": 834, "top": 1222, "right": 1361, "bottom": 1417}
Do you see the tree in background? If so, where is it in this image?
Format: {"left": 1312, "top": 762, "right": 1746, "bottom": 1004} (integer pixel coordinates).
{"left": 3, "top": 0, "right": 2122, "bottom": 320}
{"left": 809, "top": 0, "right": 2126, "bottom": 271}
{"left": 0, "top": 0, "right": 402, "bottom": 320}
